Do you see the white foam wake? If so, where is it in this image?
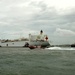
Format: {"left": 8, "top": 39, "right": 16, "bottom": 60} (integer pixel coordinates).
{"left": 46, "top": 47, "right": 61, "bottom": 50}
{"left": 45, "top": 47, "right": 75, "bottom": 50}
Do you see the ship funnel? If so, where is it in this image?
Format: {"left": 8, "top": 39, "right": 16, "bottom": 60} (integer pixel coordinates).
{"left": 40, "top": 30, "right": 43, "bottom": 35}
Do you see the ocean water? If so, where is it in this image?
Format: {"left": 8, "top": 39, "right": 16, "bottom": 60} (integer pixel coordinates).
{"left": 0, "top": 47, "right": 75, "bottom": 75}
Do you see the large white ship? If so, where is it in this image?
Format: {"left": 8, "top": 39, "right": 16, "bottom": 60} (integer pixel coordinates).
{"left": 0, "top": 30, "right": 50, "bottom": 49}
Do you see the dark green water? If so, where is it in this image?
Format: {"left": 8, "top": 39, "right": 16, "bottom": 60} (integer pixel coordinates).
{"left": 0, "top": 48, "right": 75, "bottom": 75}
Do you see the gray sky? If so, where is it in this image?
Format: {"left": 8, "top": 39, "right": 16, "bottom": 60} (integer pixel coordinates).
{"left": 0, "top": 0, "right": 75, "bottom": 45}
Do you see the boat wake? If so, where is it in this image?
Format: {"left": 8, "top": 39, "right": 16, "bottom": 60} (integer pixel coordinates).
{"left": 45, "top": 47, "right": 75, "bottom": 50}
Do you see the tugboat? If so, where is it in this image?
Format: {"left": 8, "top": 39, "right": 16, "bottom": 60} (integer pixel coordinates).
{"left": 28, "top": 30, "right": 50, "bottom": 49}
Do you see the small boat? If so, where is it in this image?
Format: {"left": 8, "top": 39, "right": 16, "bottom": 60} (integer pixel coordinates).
{"left": 71, "top": 44, "right": 75, "bottom": 47}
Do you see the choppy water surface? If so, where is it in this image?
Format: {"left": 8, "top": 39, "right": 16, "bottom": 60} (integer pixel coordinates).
{"left": 0, "top": 47, "right": 75, "bottom": 75}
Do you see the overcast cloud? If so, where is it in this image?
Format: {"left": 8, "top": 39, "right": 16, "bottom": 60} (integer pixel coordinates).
{"left": 0, "top": 0, "right": 75, "bottom": 45}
